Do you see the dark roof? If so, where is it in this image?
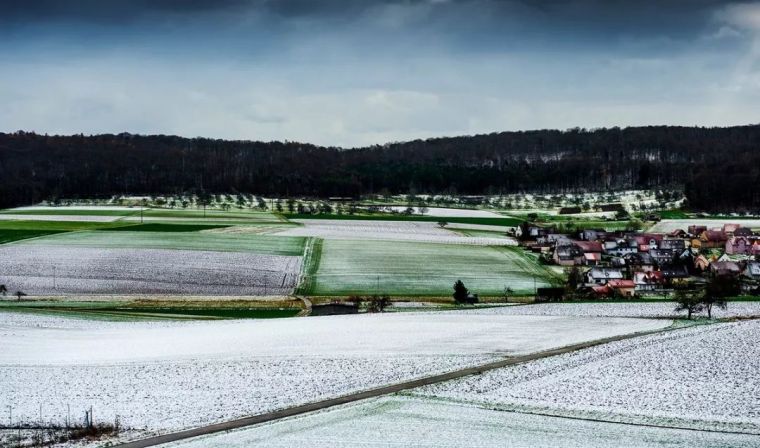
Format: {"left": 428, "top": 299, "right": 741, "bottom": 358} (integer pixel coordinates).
{"left": 660, "top": 265, "right": 689, "bottom": 278}
{"left": 559, "top": 206, "right": 582, "bottom": 215}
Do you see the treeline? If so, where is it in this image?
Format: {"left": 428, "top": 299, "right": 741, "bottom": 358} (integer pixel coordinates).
{"left": 1, "top": 125, "right": 759, "bottom": 211}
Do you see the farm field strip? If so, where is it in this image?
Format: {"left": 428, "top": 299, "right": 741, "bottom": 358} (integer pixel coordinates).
{"left": 0, "top": 312, "right": 669, "bottom": 435}
{"left": 274, "top": 219, "right": 517, "bottom": 245}
{"left": 307, "top": 239, "right": 557, "bottom": 296}
{"left": 0, "top": 213, "right": 123, "bottom": 222}
{"left": 381, "top": 206, "right": 505, "bottom": 218}
{"left": 650, "top": 218, "right": 760, "bottom": 233}
{"left": 162, "top": 396, "right": 760, "bottom": 448}
{"left": 454, "top": 301, "right": 760, "bottom": 319}
{"left": 0, "top": 246, "right": 302, "bottom": 296}
{"left": 14, "top": 230, "right": 306, "bottom": 255}
{"left": 416, "top": 320, "right": 760, "bottom": 434}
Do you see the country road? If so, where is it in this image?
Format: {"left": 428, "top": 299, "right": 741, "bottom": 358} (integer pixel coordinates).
{"left": 116, "top": 324, "right": 683, "bottom": 448}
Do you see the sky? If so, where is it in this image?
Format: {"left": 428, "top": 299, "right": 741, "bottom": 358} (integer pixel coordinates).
{"left": 1, "top": 0, "right": 759, "bottom": 147}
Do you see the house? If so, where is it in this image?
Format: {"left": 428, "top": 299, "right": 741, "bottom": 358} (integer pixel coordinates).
{"left": 722, "top": 223, "right": 741, "bottom": 235}
{"left": 606, "top": 239, "right": 637, "bottom": 256}
{"left": 559, "top": 206, "right": 582, "bottom": 215}
{"left": 660, "top": 265, "right": 690, "bottom": 286}
{"left": 734, "top": 227, "right": 754, "bottom": 237}
{"left": 624, "top": 252, "right": 655, "bottom": 272}
{"left": 584, "top": 253, "right": 602, "bottom": 266}
{"left": 574, "top": 240, "right": 603, "bottom": 253}
{"left": 660, "top": 239, "right": 686, "bottom": 252}
{"left": 688, "top": 225, "right": 707, "bottom": 236}
{"left": 607, "top": 279, "right": 636, "bottom": 297}
{"left": 700, "top": 230, "right": 727, "bottom": 248}
{"left": 693, "top": 254, "right": 711, "bottom": 272}
{"left": 649, "top": 249, "right": 677, "bottom": 266}
{"left": 668, "top": 229, "right": 687, "bottom": 238}
{"left": 744, "top": 262, "right": 760, "bottom": 281}
{"left": 585, "top": 267, "right": 624, "bottom": 285}
{"left": 634, "top": 271, "right": 664, "bottom": 292}
{"left": 579, "top": 229, "right": 607, "bottom": 241}
{"left": 553, "top": 244, "right": 584, "bottom": 266}
{"left": 690, "top": 238, "right": 703, "bottom": 249}
{"left": 752, "top": 241, "right": 760, "bottom": 256}
{"left": 710, "top": 261, "right": 742, "bottom": 277}
{"left": 726, "top": 237, "right": 752, "bottom": 255}
{"left": 629, "top": 234, "right": 662, "bottom": 251}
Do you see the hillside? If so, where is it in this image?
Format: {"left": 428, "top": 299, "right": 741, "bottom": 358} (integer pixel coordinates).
{"left": 1, "top": 125, "right": 759, "bottom": 211}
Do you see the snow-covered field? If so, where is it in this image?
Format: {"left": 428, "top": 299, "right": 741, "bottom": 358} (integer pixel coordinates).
{"left": 417, "top": 320, "right": 760, "bottom": 434}
{"left": 165, "top": 396, "right": 760, "bottom": 448}
{"left": 382, "top": 206, "right": 504, "bottom": 218}
{"left": 0, "top": 312, "right": 668, "bottom": 435}
{"left": 455, "top": 301, "right": 760, "bottom": 319}
{"left": 0, "top": 245, "right": 301, "bottom": 295}
{"left": 275, "top": 219, "right": 517, "bottom": 245}
{"left": 650, "top": 218, "right": 760, "bottom": 233}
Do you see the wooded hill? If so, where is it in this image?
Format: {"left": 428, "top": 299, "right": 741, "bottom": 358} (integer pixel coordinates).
{"left": 1, "top": 125, "right": 759, "bottom": 211}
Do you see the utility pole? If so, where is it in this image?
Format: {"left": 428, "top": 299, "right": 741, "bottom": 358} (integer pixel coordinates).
{"left": 7, "top": 405, "right": 11, "bottom": 426}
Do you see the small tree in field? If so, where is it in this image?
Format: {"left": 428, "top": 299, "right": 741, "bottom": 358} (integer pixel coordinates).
{"left": 366, "top": 295, "right": 391, "bottom": 313}
{"left": 703, "top": 275, "right": 738, "bottom": 318}
{"left": 15, "top": 291, "right": 27, "bottom": 301}
{"left": 437, "top": 221, "right": 448, "bottom": 228}
{"left": 674, "top": 287, "right": 703, "bottom": 320}
{"left": 453, "top": 280, "right": 469, "bottom": 304}
{"left": 0, "top": 284, "right": 7, "bottom": 296}
{"left": 502, "top": 286, "right": 514, "bottom": 303}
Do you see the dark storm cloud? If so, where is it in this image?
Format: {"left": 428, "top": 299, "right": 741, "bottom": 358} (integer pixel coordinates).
{"left": 0, "top": 1, "right": 735, "bottom": 32}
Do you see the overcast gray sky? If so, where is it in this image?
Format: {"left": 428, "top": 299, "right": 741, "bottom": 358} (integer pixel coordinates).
{"left": 1, "top": 0, "right": 759, "bottom": 147}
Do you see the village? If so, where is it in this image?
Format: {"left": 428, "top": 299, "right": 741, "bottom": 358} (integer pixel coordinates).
{"left": 519, "top": 218, "right": 760, "bottom": 299}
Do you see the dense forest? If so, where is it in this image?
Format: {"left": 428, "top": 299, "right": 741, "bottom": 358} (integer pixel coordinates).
{"left": 1, "top": 125, "right": 759, "bottom": 211}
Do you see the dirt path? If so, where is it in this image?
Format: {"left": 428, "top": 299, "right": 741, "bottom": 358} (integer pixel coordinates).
{"left": 116, "top": 325, "right": 680, "bottom": 448}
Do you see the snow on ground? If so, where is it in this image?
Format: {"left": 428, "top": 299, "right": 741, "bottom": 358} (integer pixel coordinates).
{"left": 650, "top": 218, "right": 760, "bottom": 233}
{"left": 453, "top": 301, "right": 760, "bottom": 319}
{"left": 164, "top": 396, "right": 760, "bottom": 448}
{"left": 0, "top": 245, "right": 301, "bottom": 296}
{"left": 0, "top": 312, "right": 668, "bottom": 434}
{"left": 0, "top": 214, "right": 120, "bottom": 222}
{"left": 417, "top": 320, "right": 760, "bottom": 434}
{"left": 274, "top": 219, "right": 517, "bottom": 245}
{"left": 382, "top": 206, "right": 504, "bottom": 218}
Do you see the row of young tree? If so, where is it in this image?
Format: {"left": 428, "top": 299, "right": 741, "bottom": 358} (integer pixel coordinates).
{"left": 674, "top": 275, "right": 740, "bottom": 319}
{"left": 2, "top": 126, "right": 760, "bottom": 211}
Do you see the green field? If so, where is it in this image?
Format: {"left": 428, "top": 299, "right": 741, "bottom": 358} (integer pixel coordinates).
{"left": 0, "top": 229, "right": 68, "bottom": 244}
{"left": 0, "top": 208, "right": 139, "bottom": 216}
{"left": 20, "top": 230, "right": 307, "bottom": 256}
{"left": 302, "top": 239, "right": 560, "bottom": 296}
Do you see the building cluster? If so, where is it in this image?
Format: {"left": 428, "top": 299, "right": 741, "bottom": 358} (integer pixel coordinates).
{"left": 519, "top": 222, "right": 760, "bottom": 298}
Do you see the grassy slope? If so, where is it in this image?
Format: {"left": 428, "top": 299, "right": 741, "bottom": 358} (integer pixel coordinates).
{"left": 18, "top": 230, "right": 307, "bottom": 256}
{"left": 305, "top": 239, "right": 560, "bottom": 296}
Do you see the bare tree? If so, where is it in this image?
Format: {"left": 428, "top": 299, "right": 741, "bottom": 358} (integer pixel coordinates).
{"left": 674, "top": 287, "right": 703, "bottom": 320}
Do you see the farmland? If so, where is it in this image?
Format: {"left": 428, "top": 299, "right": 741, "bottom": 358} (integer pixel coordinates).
{"left": 301, "top": 239, "right": 558, "bottom": 296}
{"left": 417, "top": 320, "right": 760, "bottom": 434}
{"left": 0, "top": 204, "right": 549, "bottom": 298}
{"left": 0, "top": 311, "right": 669, "bottom": 437}
{"left": 164, "top": 396, "right": 760, "bottom": 448}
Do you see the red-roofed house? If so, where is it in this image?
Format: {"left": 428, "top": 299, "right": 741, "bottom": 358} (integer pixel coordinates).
{"left": 700, "top": 230, "right": 728, "bottom": 248}
{"left": 607, "top": 279, "right": 636, "bottom": 297}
